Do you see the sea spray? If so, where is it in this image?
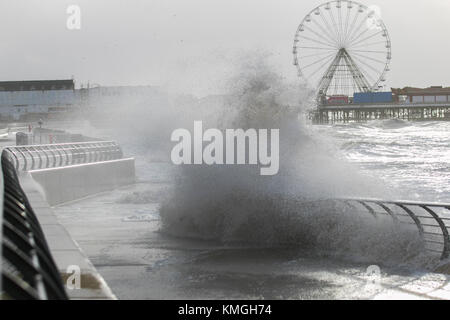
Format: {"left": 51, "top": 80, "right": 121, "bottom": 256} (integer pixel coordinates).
{"left": 159, "top": 57, "right": 427, "bottom": 265}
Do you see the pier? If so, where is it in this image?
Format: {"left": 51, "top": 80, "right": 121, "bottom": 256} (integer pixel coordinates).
{"left": 312, "top": 102, "right": 450, "bottom": 124}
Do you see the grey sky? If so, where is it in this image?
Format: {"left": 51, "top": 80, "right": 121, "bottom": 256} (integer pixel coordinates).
{"left": 0, "top": 0, "right": 449, "bottom": 96}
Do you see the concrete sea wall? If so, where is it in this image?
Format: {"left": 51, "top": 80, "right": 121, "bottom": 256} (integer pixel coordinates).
{"left": 29, "top": 158, "right": 135, "bottom": 206}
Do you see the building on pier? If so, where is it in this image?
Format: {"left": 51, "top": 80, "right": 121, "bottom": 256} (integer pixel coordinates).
{"left": 392, "top": 86, "right": 450, "bottom": 104}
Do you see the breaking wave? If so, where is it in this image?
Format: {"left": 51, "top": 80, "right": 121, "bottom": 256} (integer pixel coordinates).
{"left": 158, "top": 57, "right": 430, "bottom": 267}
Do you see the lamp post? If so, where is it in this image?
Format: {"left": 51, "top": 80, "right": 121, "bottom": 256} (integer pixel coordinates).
{"left": 38, "top": 119, "right": 43, "bottom": 144}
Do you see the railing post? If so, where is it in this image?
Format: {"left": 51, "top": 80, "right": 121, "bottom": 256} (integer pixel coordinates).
{"left": 395, "top": 204, "right": 424, "bottom": 235}
{"left": 421, "top": 205, "right": 450, "bottom": 260}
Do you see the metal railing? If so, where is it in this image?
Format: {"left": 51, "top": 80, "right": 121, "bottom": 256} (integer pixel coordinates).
{"left": 339, "top": 198, "right": 450, "bottom": 260}
{"left": 3, "top": 141, "right": 123, "bottom": 171}
{"left": 1, "top": 151, "right": 68, "bottom": 299}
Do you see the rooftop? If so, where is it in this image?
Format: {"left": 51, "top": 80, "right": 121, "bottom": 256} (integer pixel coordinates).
{"left": 392, "top": 86, "right": 450, "bottom": 96}
{"left": 0, "top": 79, "right": 74, "bottom": 92}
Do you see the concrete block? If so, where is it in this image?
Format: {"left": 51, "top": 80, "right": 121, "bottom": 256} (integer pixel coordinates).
{"left": 29, "top": 158, "right": 135, "bottom": 205}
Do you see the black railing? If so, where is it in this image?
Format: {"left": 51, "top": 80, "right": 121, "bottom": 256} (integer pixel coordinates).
{"left": 340, "top": 198, "right": 450, "bottom": 260}
{"left": 1, "top": 151, "right": 68, "bottom": 299}
{"left": 4, "top": 141, "right": 123, "bottom": 171}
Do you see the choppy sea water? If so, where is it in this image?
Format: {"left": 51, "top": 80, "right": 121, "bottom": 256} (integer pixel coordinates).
{"left": 52, "top": 119, "right": 450, "bottom": 299}
{"left": 311, "top": 120, "right": 450, "bottom": 202}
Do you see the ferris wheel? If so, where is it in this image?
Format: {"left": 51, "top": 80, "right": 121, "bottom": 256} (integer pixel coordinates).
{"left": 293, "top": 0, "right": 391, "bottom": 98}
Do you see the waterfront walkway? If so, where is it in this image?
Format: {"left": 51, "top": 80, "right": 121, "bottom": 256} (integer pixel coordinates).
{"left": 18, "top": 173, "right": 116, "bottom": 299}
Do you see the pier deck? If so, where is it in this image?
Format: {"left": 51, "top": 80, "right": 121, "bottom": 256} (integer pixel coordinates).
{"left": 314, "top": 102, "right": 450, "bottom": 124}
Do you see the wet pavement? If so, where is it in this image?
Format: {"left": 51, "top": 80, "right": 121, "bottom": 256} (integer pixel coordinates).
{"left": 52, "top": 182, "right": 450, "bottom": 300}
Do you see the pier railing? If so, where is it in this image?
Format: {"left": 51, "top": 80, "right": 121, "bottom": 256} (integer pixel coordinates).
{"left": 340, "top": 198, "right": 450, "bottom": 260}
{"left": 3, "top": 141, "right": 123, "bottom": 171}
{"left": 1, "top": 151, "right": 68, "bottom": 299}
{"left": 313, "top": 102, "right": 450, "bottom": 124}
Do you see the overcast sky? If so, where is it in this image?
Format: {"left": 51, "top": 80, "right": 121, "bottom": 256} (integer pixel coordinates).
{"left": 0, "top": 0, "right": 449, "bottom": 96}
